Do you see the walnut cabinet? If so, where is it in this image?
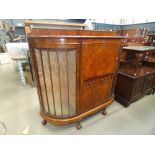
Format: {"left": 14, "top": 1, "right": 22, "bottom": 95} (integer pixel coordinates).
{"left": 27, "top": 29, "right": 123, "bottom": 129}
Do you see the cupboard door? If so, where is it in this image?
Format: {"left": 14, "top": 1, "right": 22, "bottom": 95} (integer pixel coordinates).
{"left": 143, "top": 75, "right": 155, "bottom": 93}
{"left": 132, "top": 78, "right": 145, "bottom": 99}
{"left": 78, "top": 74, "right": 113, "bottom": 114}
{"left": 78, "top": 87, "right": 95, "bottom": 114}
{"left": 93, "top": 82, "right": 112, "bottom": 107}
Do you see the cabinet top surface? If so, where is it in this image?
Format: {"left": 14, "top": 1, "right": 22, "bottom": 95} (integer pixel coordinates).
{"left": 27, "top": 28, "right": 124, "bottom": 39}
{"left": 27, "top": 35, "right": 124, "bottom": 39}
{"left": 123, "top": 46, "right": 155, "bottom": 51}
{"left": 119, "top": 66, "right": 155, "bottom": 78}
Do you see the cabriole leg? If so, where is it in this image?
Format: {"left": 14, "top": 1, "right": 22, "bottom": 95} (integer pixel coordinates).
{"left": 42, "top": 119, "right": 47, "bottom": 126}
{"left": 102, "top": 109, "right": 107, "bottom": 116}
{"left": 76, "top": 121, "right": 82, "bottom": 130}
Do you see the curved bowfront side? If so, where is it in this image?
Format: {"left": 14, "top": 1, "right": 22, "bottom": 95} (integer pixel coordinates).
{"left": 35, "top": 48, "right": 76, "bottom": 117}
{"left": 27, "top": 29, "right": 123, "bottom": 127}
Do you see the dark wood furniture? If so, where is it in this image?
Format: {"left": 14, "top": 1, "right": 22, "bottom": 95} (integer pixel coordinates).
{"left": 27, "top": 28, "right": 123, "bottom": 129}
{"left": 116, "top": 28, "right": 149, "bottom": 46}
{"left": 115, "top": 46, "right": 155, "bottom": 107}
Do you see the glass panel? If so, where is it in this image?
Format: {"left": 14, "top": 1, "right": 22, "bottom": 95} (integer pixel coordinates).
{"left": 67, "top": 49, "right": 76, "bottom": 116}
{"left": 49, "top": 50, "right": 62, "bottom": 116}
{"left": 35, "top": 49, "right": 49, "bottom": 113}
{"left": 58, "top": 50, "right": 69, "bottom": 117}
{"left": 42, "top": 50, "right": 55, "bottom": 115}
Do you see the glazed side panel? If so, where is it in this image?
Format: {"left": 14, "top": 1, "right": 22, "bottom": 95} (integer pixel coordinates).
{"left": 28, "top": 38, "right": 80, "bottom": 118}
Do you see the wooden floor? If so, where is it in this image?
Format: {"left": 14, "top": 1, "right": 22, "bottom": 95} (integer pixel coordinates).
{"left": 0, "top": 63, "right": 155, "bottom": 135}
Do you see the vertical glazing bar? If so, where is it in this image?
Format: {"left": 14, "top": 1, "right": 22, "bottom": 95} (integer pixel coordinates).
{"left": 47, "top": 51, "right": 56, "bottom": 116}
{"left": 66, "top": 50, "right": 71, "bottom": 116}
{"left": 56, "top": 50, "right": 63, "bottom": 116}
{"left": 40, "top": 49, "right": 50, "bottom": 114}
{"left": 76, "top": 46, "right": 80, "bottom": 115}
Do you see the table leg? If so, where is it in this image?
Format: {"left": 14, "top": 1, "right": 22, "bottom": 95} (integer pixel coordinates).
{"left": 17, "top": 60, "right": 25, "bottom": 85}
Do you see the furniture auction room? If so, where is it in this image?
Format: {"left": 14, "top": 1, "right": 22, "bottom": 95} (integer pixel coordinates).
{"left": 1, "top": 19, "right": 155, "bottom": 135}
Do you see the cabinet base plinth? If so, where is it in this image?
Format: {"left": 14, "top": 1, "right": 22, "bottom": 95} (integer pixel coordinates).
{"left": 115, "top": 94, "right": 131, "bottom": 107}
{"left": 40, "top": 97, "right": 114, "bottom": 127}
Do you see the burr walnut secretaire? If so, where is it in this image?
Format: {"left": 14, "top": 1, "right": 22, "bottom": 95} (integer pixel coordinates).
{"left": 27, "top": 28, "right": 123, "bottom": 129}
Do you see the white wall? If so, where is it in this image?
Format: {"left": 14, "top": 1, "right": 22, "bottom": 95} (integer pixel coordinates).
{"left": 95, "top": 19, "right": 155, "bottom": 25}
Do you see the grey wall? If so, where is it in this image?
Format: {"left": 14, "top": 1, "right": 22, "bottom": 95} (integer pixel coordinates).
{"left": 93, "top": 22, "right": 155, "bottom": 33}
{"left": 93, "top": 22, "right": 122, "bottom": 31}
{"left": 122, "top": 22, "right": 155, "bottom": 33}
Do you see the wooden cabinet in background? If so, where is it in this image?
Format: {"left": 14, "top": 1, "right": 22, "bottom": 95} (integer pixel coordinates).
{"left": 27, "top": 28, "right": 123, "bottom": 129}
{"left": 115, "top": 46, "right": 155, "bottom": 107}
{"left": 115, "top": 66, "right": 155, "bottom": 107}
